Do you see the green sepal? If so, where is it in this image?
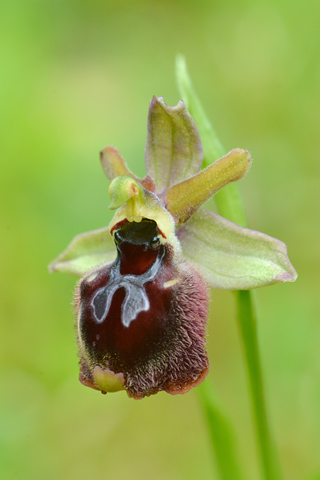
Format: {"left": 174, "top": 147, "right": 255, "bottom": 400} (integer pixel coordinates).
{"left": 145, "top": 96, "right": 203, "bottom": 195}
{"left": 178, "top": 209, "right": 297, "bottom": 289}
{"left": 49, "top": 227, "right": 116, "bottom": 277}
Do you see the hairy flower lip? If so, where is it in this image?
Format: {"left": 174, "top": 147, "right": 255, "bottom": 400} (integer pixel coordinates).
{"left": 165, "top": 365, "right": 209, "bottom": 396}
{"left": 125, "top": 364, "right": 209, "bottom": 399}
{"left": 77, "top": 240, "right": 210, "bottom": 398}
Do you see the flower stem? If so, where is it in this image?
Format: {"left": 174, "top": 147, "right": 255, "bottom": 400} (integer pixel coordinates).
{"left": 197, "top": 378, "right": 245, "bottom": 480}
{"left": 176, "top": 55, "right": 283, "bottom": 480}
{"left": 235, "top": 290, "right": 282, "bottom": 480}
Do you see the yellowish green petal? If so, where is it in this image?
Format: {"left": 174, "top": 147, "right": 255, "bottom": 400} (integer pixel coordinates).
{"left": 100, "top": 145, "right": 156, "bottom": 192}
{"left": 166, "top": 149, "right": 250, "bottom": 225}
{"left": 178, "top": 209, "right": 297, "bottom": 289}
{"left": 49, "top": 227, "right": 116, "bottom": 277}
{"left": 100, "top": 146, "right": 134, "bottom": 181}
{"left": 145, "top": 96, "right": 203, "bottom": 195}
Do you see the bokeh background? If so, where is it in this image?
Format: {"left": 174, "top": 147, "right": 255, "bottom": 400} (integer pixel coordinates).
{"left": 1, "top": 0, "right": 319, "bottom": 479}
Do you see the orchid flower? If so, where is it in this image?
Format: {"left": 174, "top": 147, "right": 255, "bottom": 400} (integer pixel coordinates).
{"left": 49, "top": 96, "right": 297, "bottom": 399}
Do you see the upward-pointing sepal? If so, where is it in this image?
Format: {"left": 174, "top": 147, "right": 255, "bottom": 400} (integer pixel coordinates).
{"left": 145, "top": 96, "right": 204, "bottom": 196}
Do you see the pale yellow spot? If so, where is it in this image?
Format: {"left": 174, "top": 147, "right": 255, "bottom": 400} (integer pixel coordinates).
{"left": 163, "top": 278, "right": 180, "bottom": 289}
{"left": 93, "top": 366, "right": 125, "bottom": 393}
{"left": 86, "top": 272, "right": 98, "bottom": 282}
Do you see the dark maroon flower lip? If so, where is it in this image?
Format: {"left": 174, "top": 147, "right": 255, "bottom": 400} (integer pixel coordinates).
{"left": 76, "top": 219, "right": 210, "bottom": 399}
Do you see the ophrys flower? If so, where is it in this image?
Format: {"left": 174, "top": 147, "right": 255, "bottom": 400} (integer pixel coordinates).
{"left": 50, "top": 97, "right": 297, "bottom": 399}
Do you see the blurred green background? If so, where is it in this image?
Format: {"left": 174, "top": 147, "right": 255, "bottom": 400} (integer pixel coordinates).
{"left": 1, "top": 0, "right": 319, "bottom": 479}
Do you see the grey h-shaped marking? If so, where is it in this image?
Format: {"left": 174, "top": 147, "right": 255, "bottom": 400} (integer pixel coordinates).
{"left": 91, "top": 248, "right": 165, "bottom": 328}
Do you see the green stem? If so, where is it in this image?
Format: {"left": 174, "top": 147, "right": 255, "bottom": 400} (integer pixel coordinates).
{"left": 176, "top": 55, "right": 283, "bottom": 480}
{"left": 236, "top": 290, "right": 282, "bottom": 480}
{"left": 197, "top": 378, "right": 245, "bottom": 480}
